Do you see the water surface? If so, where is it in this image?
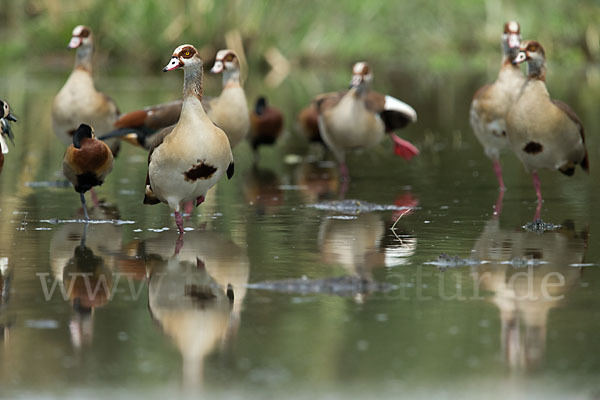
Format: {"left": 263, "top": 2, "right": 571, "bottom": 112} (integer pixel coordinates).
{"left": 0, "top": 70, "right": 599, "bottom": 399}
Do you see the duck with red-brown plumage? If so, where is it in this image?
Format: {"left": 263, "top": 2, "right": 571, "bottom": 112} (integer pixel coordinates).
{"left": 62, "top": 124, "right": 113, "bottom": 220}
{"left": 249, "top": 96, "right": 284, "bottom": 155}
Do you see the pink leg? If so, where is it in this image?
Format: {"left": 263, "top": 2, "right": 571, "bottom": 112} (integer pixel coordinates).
{"left": 183, "top": 201, "right": 194, "bottom": 216}
{"left": 391, "top": 134, "right": 420, "bottom": 160}
{"left": 175, "top": 211, "right": 184, "bottom": 234}
{"left": 493, "top": 189, "right": 504, "bottom": 217}
{"left": 339, "top": 178, "right": 349, "bottom": 200}
{"left": 339, "top": 162, "right": 350, "bottom": 182}
{"left": 534, "top": 201, "right": 542, "bottom": 221}
{"left": 492, "top": 160, "right": 506, "bottom": 192}
{"left": 532, "top": 172, "right": 542, "bottom": 220}
{"left": 90, "top": 188, "right": 100, "bottom": 207}
{"left": 174, "top": 234, "right": 184, "bottom": 255}
{"left": 195, "top": 195, "right": 205, "bottom": 207}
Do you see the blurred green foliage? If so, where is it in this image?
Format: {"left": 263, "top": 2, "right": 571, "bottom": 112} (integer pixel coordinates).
{"left": 0, "top": 0, "right": 599, "bottom": 80}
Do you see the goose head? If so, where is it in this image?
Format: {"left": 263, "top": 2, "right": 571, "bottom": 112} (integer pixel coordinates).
{"left": 503, "top": 21, "right": 521, "bottom": 49}
{"left": 0, "top": 100, "right": 16, "bottom": 122}
{"left": 513, "top": 41, "right": 546, "bottom": 80}
{"left": 68, "top": 25, "right": 93, "bottom": 50}
{"left": 163, "top": 44, "right": 203, "bottom": 72}
{"left": 210, "top": 49, "right": 240, "bottom": 74}
{"left": 350, "top": 61, "right": 373, "bottom": 90}
{"left": 513, "top": 41, "right": 546, "bottom": 66}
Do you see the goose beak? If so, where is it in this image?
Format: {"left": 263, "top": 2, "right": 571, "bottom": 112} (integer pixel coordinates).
{"left": 210, "top": 61, "right": 224, "bottom": 74}
{"left": 68, "top": 37, "right": 82, "bottom": 49}
{"left": 163, "top": 57, "right": 182, "bottom": 72}
{"left": 6, "top": 113, "right": 16, "bottom": 122}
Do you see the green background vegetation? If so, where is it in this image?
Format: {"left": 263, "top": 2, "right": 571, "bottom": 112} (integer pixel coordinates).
{"left": 1, "top": 0, "right": 599, "bottom": 82}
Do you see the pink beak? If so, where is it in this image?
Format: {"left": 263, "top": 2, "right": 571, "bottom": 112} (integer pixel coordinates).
{"left": 163, "top": 57, "right": 181, "bottom": 72}
{"left": 68, "top": 37, "right": 82, "bottom": 49}
{"left": 211, "top": 61, "right": 224, "bottom": 74}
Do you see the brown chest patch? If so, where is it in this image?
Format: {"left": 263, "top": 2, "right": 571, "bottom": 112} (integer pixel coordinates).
{"left": 184, "top": 162, "right": 217, "bottom": 181}
{"left": 72, "top": 139, "right": 111, "bottom": 171}
{"left": 523, "top": 141, "right": 543, "bottom": 154}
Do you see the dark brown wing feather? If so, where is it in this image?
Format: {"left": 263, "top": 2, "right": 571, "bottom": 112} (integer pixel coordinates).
{"left": 364, "top": 91, "right": 386, "bottom": 114}
{"left": 552, "top": 99, "right": 584, "bottom": 140}
{"left": 552, "top": 99, "right": 589, "bottom": 172}
{"left": 145, "top": 100, "right": 182, "bottom": 131}
{"left": 114, "top": 109, "right": 147, "bottom": 129}
{"left": 365, "top": 91, "right": 413, "bottom": 132}
{"left": 115, "top": 100, "right": 182, "bottom": 131}
{"left": 314, "top": 91, "right": 346, "bottom": 113}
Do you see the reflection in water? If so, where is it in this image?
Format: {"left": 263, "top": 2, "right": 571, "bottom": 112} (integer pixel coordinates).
{"left": 294, "top": 161, "right": 339, "bottom": 202}
{"left": 142, "top": 231, "right": 249, "bottom": 388}
{"left": 471, "top": 217, "right": 588, "bottom": 371}
{"left": 0, "top": 257, "right": 12, "bottom": 344}
{"left": 242, "top": 166, "right": 283, "bottom": 215}
{"left": 49, "top": 204, "right": 122, "bottom": 348}
{"left": 318, "top": 196, "right": 417, "bottom": 301}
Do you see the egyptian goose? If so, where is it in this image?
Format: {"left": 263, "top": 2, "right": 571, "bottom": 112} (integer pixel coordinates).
{"left": 0, "top": 100, "right": 17, "bottom": 172}
{"left": 62, "top": 124, "right": 114, "bottom": 220}
{"left": 315, "top": 62, "right": 418, "bottom": 179}
{"left": 470, "top": 21, "right": 525, "bottom": 191}
{"left": 506, "top": 41, "right": 589, "bottom": 218}
{"left": 52, "top": 25, "right": 121, "bottom": 156}
{"left": 205, "top": 49, "right": 250, "bottom": 148}
{"left": 249, "top": 96, "right": 284, "bottom": 153}
{"left": 100, "top": 100, "right": 183, "bottom": 150}
{"left": 144, "top": 44, "right": 234, "bottom": 235}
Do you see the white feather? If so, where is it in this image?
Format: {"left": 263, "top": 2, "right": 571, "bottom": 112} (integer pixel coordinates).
{"left": 0, "top": 133, "right": 8, "bottom": 154}
{"left": 0, "top": 257, "right": 7, "bottom": 275}
{"left": 384, "top": 95, "right": 417, "bottom": 122}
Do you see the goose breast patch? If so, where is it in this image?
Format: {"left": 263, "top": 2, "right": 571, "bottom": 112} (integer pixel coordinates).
{"left": 523, "top": 141, "right": 543, "bottom": 154}
{"left": 184, "top": 162, "right": 217, "bottom": 181}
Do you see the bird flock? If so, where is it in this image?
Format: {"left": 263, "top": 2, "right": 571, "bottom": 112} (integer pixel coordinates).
{"left": 0, "top": 21, "right": 589, "bottom": 234}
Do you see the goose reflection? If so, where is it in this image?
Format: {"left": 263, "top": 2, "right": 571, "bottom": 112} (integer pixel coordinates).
{"left": 143, "top": 231, "right": 249, "bottom": 388}
{"left": 471, "top": 217, "right": 588, "bottom": 371}
{"left": 49, "top": 204, "right": 122, "bottom": 348}
{"left": 318, "top": 195, "right": 418, "bottom": 300}
{"left": 0, "top": 257, "right": 13, "bottom": 344}
{"left": 242, "top": 165, "right": 283, "bottom": 215}
{"left": 294, "top": 161, "right": 340, "bottom": 202}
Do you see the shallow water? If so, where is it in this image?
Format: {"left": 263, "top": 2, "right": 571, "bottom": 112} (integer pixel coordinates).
{"left": 1, "top": 70, "right": 600, "bottom": 399}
